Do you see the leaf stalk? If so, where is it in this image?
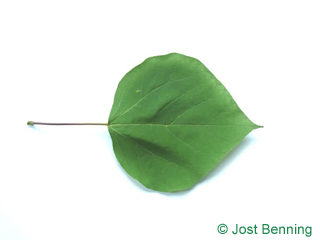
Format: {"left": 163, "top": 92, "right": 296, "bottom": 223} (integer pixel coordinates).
{"left": 27, "top": 121, "right": 108, "bottom": 126}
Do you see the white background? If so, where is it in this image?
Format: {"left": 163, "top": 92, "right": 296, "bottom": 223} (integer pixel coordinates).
{"left": 1, "top": 1, "right": 319, "bottom": 239}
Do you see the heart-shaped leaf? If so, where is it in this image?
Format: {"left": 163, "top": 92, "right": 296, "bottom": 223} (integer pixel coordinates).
{"left": 108, "top": 53, "right": 261, "bottom": 192}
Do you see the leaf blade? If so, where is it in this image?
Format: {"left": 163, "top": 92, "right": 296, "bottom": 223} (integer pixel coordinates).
{"left": 108, "top": 53, "right": 260, "bottom": 192}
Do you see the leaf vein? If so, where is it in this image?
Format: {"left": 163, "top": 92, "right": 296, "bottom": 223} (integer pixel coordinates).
{"left": 155, "top": 81, "right": 209, "bottom": 117}
{"left": 165, "top": 127, "right": 200, "bottom": 152}
{"left": 170, "top": 98, "right": 214, "bottom": 124}
{"left": 111, "top": 127, "right": 197, "bottom": 175}
{"left": 110, "top": 123, "right": 256, "bottom": 127}
{"left": 111, "top": 71, "right": 204, "bottom": 123}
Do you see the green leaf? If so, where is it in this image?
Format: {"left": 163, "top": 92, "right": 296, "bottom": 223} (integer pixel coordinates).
{"left": 108, "top": 53, "right": 261, "bottom": 192}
